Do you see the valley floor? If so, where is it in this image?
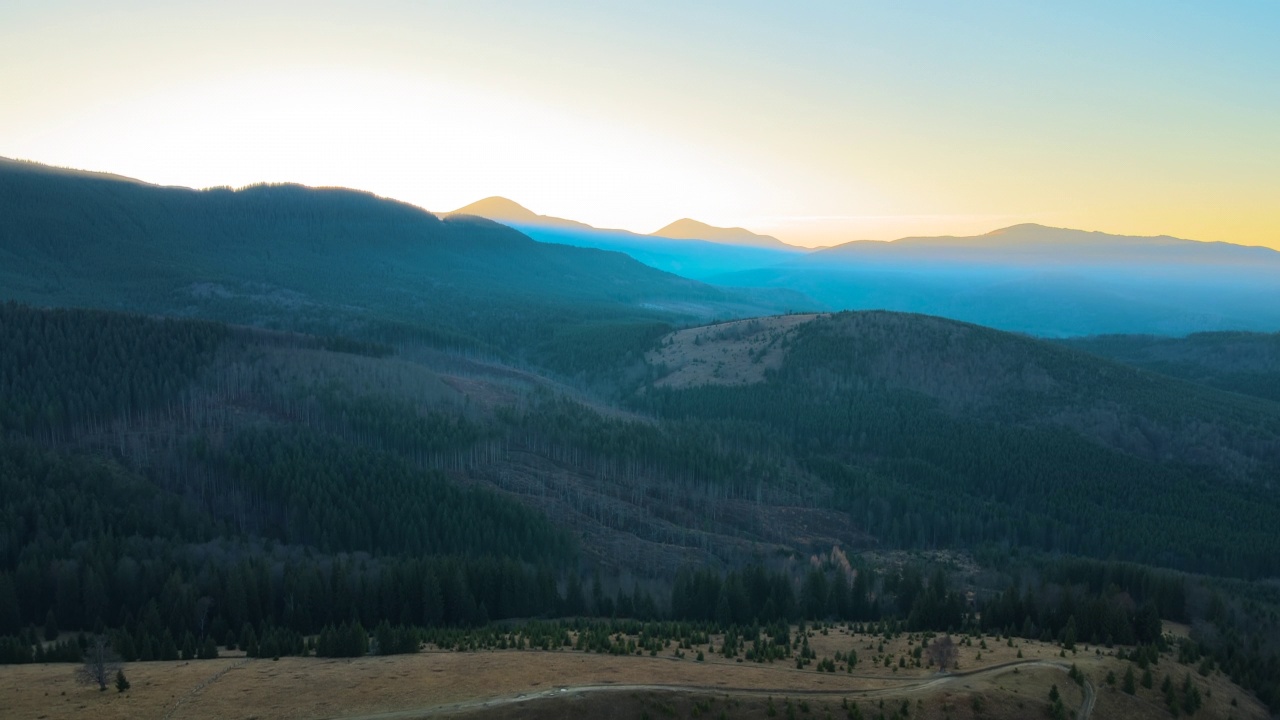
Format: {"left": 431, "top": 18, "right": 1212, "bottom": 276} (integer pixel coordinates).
{"left": 1, "top": 628, "right": 1266, "bottom": 720}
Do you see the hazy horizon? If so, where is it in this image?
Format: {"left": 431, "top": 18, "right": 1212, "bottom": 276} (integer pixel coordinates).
{"left": 9, "top": 155, "right": 1279, "bottom": 253}
{"left": 2, "top": 2, "right": 1277, "bottom": 249}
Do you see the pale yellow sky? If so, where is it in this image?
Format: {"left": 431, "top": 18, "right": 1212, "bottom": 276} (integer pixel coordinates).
{"left": 1, "top": 1, "right": 1277, "bottom": 249}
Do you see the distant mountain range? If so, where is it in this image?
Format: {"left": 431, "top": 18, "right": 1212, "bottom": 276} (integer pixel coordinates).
{"left": 649, "top": 218, "right": 796, "bottom": 250}
{"left": 6, "top": 158, "right": 1277, "bottom": 339}
{"left": 814, "top": 223, "right": 1280, "bottom": 266}
{"left": 451, "top": 197, "right": 1280, "bottom": 337}
{"left": 450, "top": 196, "right": 597, "bottom": 231}
{"left": 0, "top": 158, "right": 811, "bottom": 355}
{"left": 449, "top": 197, "right": 811, "bottom": 279}
{"left": 715, "top": 224, "right": 1280, "bottom": 337}
{"left": 451, "top": 197, "right": 801, "bottom": 250}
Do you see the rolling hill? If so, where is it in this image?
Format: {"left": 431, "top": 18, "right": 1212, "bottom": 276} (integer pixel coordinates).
{"left": 1061, "top": 330, "right": 1280, "bottom": 402}
{"left": 636, "top": 311, "right": 1280, "bottom": 577}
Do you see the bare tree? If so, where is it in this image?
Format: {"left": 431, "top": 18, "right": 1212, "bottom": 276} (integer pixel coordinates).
{"left": 76, "top": 635, "right": 122, "bottom": 691}
{"left": 195, "top": 596, "right": 214, "bottom": 639}
{"left": 926, "top": 635, "right": 958, "bottom": 671}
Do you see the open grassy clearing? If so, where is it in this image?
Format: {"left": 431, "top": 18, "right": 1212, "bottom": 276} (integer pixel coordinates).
{"left": 1, "top": 628, "right": 1266, "bottom": 720}
{"left": 646, "top": 314, "right": 823, "bottom": 388}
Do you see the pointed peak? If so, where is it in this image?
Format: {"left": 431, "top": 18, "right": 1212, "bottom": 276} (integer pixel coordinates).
{"left": 447, "top": 197, "right": 598, "bottom": 232}
{"left": 654, "top": 218, "right": 717, "bottom": 234}
{"left": 449, "top": 196, "right": 540, "bottom": 222}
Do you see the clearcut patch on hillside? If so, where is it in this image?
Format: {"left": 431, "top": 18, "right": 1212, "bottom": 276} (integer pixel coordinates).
{"left": 647, "top": 314, "right": 824, "bottom": 388}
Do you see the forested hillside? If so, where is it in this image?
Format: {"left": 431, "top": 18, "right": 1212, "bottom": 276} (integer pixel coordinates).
{"left": 637, "top": 312, "right": 1280, "bottom": 578}
{"left": 0, "top": 303, "right": 854, "bottom": 634}
{"left": 0, "top": 158, "right": 808, "bottom": 360}
{"left": 0, "top": 305, "right": 577, "bottom": 637}
{"left": 7, "top": 303, "right": 1280, "bottom": 584}
{"left": 1062, "top": 331, "right": 1280, "bottom": 403}
{"left": 4, "top": 301, "right": 1280, "bottom": 707}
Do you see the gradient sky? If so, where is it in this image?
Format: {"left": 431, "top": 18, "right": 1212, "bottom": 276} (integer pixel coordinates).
{"left": 2, "top": 1, "right": 1277, "bottom": 248}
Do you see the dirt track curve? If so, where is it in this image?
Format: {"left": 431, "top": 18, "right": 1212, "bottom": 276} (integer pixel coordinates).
{"left": 330, "top": 658, "right": 1096, "bottom": 720}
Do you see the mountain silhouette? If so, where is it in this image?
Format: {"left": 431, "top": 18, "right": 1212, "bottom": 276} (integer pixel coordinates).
{"left": 448, "top": 197, "right": 811, "bottom": 280}
{"left": 650, "top": 218, "right": 799, "bottom": 250}
{"left": 449, "top": 196, "right": 594, "bottom": 231}
{"left": 817, "top": 223, "right": 1280, "bottom": 265}
{"left": 0, "top": 158, "right": 810, "bottom": 349}
{"left": 711, "top": 224, "right": 1280, "bottom": 337}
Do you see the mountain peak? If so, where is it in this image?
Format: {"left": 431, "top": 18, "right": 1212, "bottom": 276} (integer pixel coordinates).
{"left": 983, "top": 223, "right": 1058, "bottom": 235}
{"left": 816, "top": 223, "right": 1278, "bottom": 265}
{"left": 975, "top": 223, "right": 1189, "bottom": 248}
{"left": 650, "top": 218, "right": 796, "bottom": 250}
{"left": 449, "top": 196, "right": 540, "bottom": 222}
{"left": 448, "top": 197, "right": 595, "bottom": 231}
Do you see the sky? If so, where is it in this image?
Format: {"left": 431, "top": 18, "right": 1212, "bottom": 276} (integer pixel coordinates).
{"left": 2, "top": 1, "right": 1278, "bottom": 248}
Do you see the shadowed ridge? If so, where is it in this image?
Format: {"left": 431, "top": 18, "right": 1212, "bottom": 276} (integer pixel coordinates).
{"left": 0, "top": 155, "right": 156, "bottom": 186}
{"left": 0, "top": 159, "right": 815, "bottom": 344}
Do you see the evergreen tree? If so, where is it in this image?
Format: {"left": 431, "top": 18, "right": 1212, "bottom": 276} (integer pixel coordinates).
{"left": 43, "top": 609, "right": 58, "bottom": 642}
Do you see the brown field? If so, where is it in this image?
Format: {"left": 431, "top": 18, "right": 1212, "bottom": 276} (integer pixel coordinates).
{"left": 1, "top": 628, "right": 1268, "bottom": 720}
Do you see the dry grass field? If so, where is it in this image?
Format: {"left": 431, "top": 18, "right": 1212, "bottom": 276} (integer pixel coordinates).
{"left": 1, "top": 627, "right": 1268, "bottom": 720}
{"left": 646, "top": 314, "right": 823, "bottom": 388}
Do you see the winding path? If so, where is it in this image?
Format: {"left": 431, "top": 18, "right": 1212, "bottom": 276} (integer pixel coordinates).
{"left": 329, "top": 658, "right": 1096, "bottom": 720}
{"left": 162, "top": 657, "right": 254, "bottom": 720}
